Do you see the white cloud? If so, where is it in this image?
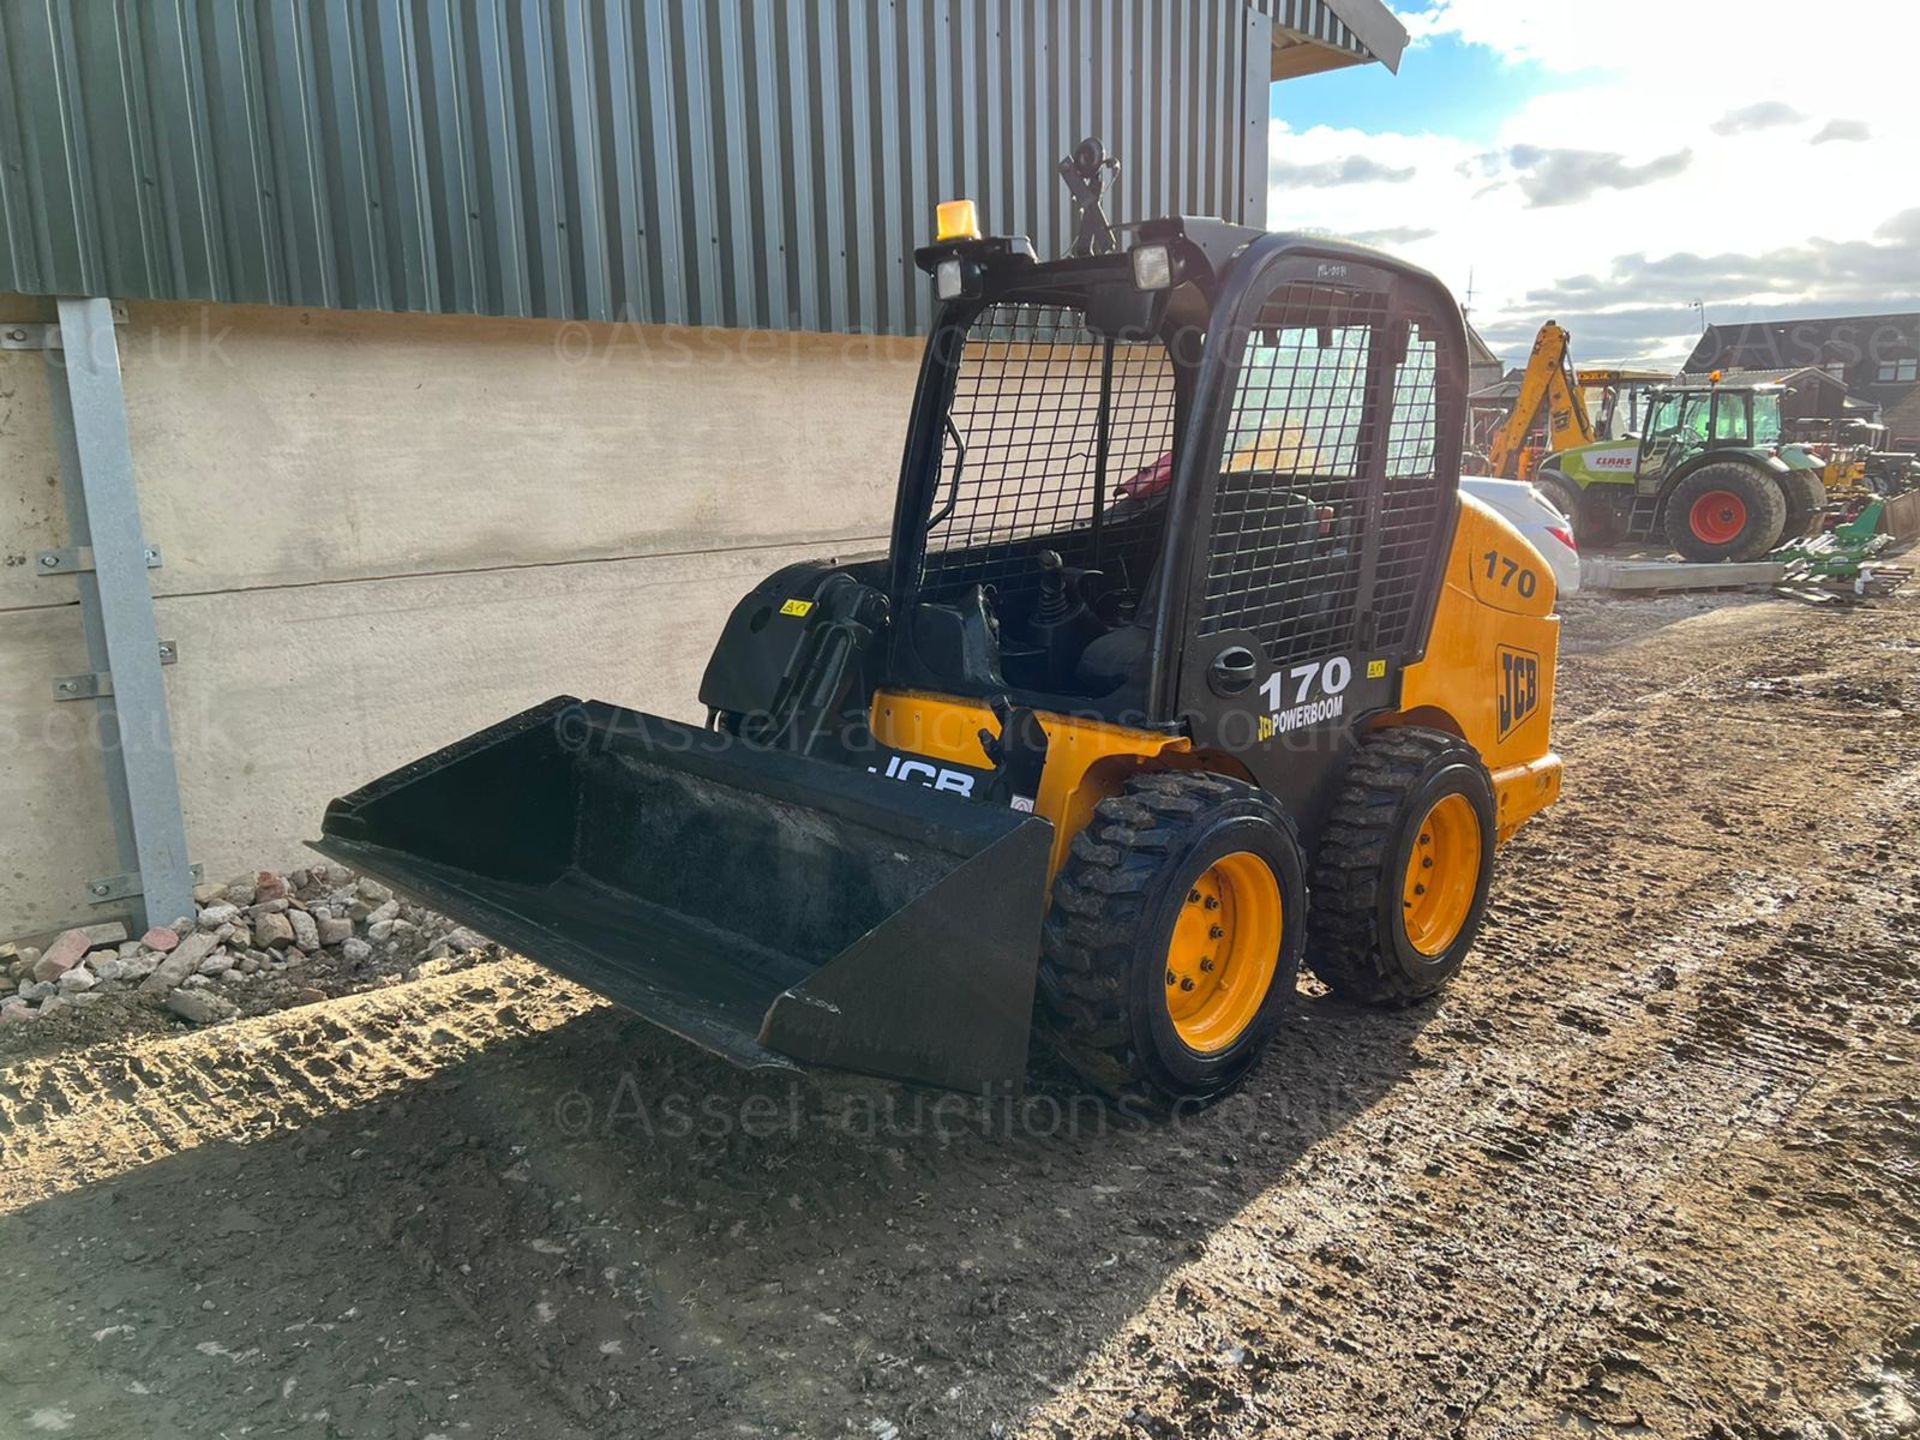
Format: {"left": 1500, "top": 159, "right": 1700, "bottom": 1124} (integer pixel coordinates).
{"left": 1270, "top": 0, "right": 1920, "bottom": 366}
{"left": 1811, "top": 119, "right": 1872, "bottom": 145}
{"left": 1485, "top": 144, "right": 1694, "bottom": 207}
{"left": 1709, "top": 102, "right": 1807, "bottom": 136}
{"left": 1270, "top": 153, "right": 1415, "bottom": 187}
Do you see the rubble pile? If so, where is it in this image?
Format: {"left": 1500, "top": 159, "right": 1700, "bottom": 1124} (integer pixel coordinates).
{"left": 0, "top": 866, "right": 497, "bottom": 1037}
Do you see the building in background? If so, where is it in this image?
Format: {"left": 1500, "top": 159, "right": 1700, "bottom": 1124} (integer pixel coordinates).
{"left": 1684, "top": 313, "right": 1920, "bottom": 443}
{"left": 0, "top": 0, "right": 1405, "bottom": 937}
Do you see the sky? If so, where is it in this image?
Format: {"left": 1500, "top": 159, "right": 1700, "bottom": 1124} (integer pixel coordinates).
{"left": 1266, "top": 0, "right": 1920, "bottom": 372}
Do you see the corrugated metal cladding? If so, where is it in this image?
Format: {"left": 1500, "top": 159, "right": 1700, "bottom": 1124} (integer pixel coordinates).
{"left": 1251, "top": 0, "right": 1369, "bottom": 60}
{"left": 0, "top": 0, "right": 1296, "bottom": 337}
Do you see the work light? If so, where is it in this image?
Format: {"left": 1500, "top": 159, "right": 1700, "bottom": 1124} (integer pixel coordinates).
{"left": 1131, "top": 242, "right": 1173, "bottom": 291}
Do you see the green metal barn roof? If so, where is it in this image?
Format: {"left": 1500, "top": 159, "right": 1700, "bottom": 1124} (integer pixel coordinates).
{"left": 0, "top": 0, "right": 1399, "bottom": 335}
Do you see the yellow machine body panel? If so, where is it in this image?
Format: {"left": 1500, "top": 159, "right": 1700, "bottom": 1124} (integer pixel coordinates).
{"left": 870, "top": 692, "right": 1194, "bottom": 882}
{"left": 1391, "top": 494, "right": 1563, "bottom": 842}
{"left": 877, "top": 498, "right": 1564, "bottom": 860}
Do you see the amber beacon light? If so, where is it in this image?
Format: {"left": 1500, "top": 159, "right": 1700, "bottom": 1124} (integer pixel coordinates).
{"left": 935, "top": 199, "right": 981, "bottom": 242}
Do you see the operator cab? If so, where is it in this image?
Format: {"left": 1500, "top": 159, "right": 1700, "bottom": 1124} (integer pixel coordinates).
{"left": 1636, "top": 381, "right": 1784, "bottom": 484}
{"left": 898, "top": 215, "right": 1438, "bottom": 717}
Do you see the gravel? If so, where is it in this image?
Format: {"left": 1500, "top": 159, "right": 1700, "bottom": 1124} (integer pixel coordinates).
{"left": 2, "top": 866, "right": 502, "bottom": 1044}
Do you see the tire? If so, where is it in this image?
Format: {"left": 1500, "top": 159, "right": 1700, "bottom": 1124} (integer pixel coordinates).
{"left": 1307, "top": 728, "right": 1496, "bottom": 1007}
{"left": 1533, "top": 472, "right": 1582, "bottom": 530}
{"left": 1039, "top": 771, "right": 1307, "bottom": 1101}
{"left": 1778, "top": 468, "right": 1828, "bottom": 538}
{"left": 1536, "top": 471, "right": 1621, "bottom": 549}
{"left": 1662, "top": 462, "right": 1788, "bottom": 562}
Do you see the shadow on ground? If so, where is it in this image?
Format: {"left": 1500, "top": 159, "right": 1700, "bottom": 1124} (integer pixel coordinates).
{"left": 0, "top": 985, "right": 1430, "bottom": 1438}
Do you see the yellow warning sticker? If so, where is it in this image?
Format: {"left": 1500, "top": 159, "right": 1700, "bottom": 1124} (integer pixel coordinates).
{"left": 1367, "top": 659, "right": 1387, "bottom": 679}
{"left": 779, "top": 598, "right": 814, "bottom": 617}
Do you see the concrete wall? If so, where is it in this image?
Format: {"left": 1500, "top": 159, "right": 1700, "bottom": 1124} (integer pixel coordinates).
{"left": 0, "top": 298, "right": 920, "bottom": 937}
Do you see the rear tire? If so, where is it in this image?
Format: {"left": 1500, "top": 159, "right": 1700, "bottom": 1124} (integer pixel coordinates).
{"left": 1307, "top": 728, "right": 1496, "bottom": 1006}
{"left": 1779, "top": 468, "right": 1828, "bottom": 538}
{"left": 1039, "top": 771, "right": 1306, "bottom": 1102}
{"left": 1662, "top": 462, "right": 1788, "bottom": 562}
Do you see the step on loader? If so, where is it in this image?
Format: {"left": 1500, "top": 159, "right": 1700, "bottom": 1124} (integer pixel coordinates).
{"left": 317, "top": 201, "right": 1565, "bottom": 1102}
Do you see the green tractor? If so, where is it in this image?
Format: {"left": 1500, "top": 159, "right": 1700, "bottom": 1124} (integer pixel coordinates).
{"left": 1533, "top": 381, "right": 1828, "bottom": 562}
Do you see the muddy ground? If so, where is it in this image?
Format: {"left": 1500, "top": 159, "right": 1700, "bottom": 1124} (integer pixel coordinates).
{"left": 2, "top": 587, "right": 1917, "bottom": 1439}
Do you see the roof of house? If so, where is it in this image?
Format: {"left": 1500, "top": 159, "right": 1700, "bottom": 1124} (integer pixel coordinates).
{"left": 1462, "top": 315, "right": 1502, "bottom": 370}
{"left": 1683, "top": 314, "right": 1920, "bottom": 414}
{"left": 1683, "top": 313, "right": 1920, "bottom": 373}
{"left": 1677, "top": 365, "right": 1847, "bottom": 389}
{"left": 1259, "top": 0, "right": 1408, "bottom": 75}
{"left": 1675, "top": 366, "right": 1882, "bottom": 417}
{"left": 1468, "top": 367, "right": 1526, "bottom": 404}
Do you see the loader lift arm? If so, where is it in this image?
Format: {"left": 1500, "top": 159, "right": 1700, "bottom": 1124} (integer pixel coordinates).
{"left": 1484, "top": 321, "right": 1594, "bottom": 480}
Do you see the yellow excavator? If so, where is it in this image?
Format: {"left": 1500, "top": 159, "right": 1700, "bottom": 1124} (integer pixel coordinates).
{"left": 1473, "top": 321, "right": 1665, "bottom": 481}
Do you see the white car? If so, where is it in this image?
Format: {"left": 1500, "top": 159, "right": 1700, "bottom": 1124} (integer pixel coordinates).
{"left": 1459, "top": 474, "right": 1581, "bottom": 596}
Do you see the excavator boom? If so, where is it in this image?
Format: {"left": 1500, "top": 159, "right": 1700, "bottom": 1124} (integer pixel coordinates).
{"left": 1484, "top": 322, "right": 1596, "bottom": 480}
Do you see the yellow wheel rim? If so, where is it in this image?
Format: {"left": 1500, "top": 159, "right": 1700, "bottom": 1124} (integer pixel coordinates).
{"left": 1164, "top": 851, "right": 1283, "bottom": 1054}
{"left": 1401, "top": 793, "right": 1483, "bottom": 957}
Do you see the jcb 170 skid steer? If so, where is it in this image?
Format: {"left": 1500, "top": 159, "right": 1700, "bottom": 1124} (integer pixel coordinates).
{"left": 317, "top": 204, "right": 1565, "bottom": 1101}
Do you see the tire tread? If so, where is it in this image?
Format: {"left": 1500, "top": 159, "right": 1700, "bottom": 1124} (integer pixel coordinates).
{"left": 1307, "top": 727, "right": 1484, "bottom": 1006}
{"left": 1038, "top": 770, "right": 1300, "bottom": 1096}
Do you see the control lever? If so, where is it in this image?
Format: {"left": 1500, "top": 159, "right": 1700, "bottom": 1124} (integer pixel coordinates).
{"left": 977, "top": 694, "right": 1050, "bottom": 813}
{"left": 1032, "top": 549, "right": 1074, "bottom": 626}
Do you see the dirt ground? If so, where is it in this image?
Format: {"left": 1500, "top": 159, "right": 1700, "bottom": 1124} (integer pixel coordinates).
{"left": 3, "top": 587, "right": 1918, "bottom": 1440}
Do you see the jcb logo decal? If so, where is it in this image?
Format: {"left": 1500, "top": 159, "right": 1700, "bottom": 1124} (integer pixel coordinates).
{"left": 870, "top": 754, "right": 975, "bottom": 797}
{"left": 1497, "top": 646, "right": 1540, "bottom": 740}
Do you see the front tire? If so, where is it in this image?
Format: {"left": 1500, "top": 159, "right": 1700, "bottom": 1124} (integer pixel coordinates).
{"left": 1039, "top": 771, "right": 1307, "bottom": 1101}
{"left": 1663, "top": 462, "right": 1788, "bottom": 562}
{"left": 1307, "top": 729, "right": 1496, "bottom": 1006}
{"left": 1534, "top": 472, "right": 1583, "bottom": 531}
{"left": 1537, "top": 471, "right": 1621, "bottom": 549}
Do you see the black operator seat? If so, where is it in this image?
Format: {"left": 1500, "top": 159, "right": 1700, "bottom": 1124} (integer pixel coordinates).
{"left": 1075, "top": 475, "right": 1321, "bottom": 695}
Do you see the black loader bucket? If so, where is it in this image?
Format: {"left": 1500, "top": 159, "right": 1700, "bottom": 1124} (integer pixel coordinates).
{"left": 314, "top": 698, "right": 1053, "bottom": 1092}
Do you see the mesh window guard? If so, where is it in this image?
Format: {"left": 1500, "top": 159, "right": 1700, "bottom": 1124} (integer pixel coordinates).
{"left": 1197, "top": 285, "right": 1381, "bottom": 664}
{"left": 1373, "top": 322, "right": 1446, "bottom": 649}
{"left": 921, "top": 303, "right": 1177, "bottom": 612}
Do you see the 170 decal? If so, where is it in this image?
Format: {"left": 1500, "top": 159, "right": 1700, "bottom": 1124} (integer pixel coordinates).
{"left": 1258, "top": 657, "right": 1352, "bottom": 740}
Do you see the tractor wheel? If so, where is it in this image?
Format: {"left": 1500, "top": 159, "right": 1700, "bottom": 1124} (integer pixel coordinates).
{"left": 1039, "top": 771, "right": 1306, "bottom": 1101}
{"left": 1537, "top": 472, "right": 1620, "bottom": 549}
{"left": 1307, "top": 728, "right": 1495, "bottom": 1007}
{"left": 1779, "top": 468, "right": 1829, "bottom": 538}
{"left": 1533, "top": 473, "right": 1582, "bottom": 530}
{"left": 1663, "top": 462, "right": 1788, "bottom": 562}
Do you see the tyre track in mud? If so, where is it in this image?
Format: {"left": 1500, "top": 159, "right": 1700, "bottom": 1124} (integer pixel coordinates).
{"left": 1025, "top": 597, "right": 1920, "bottom": 1438}
{"left": 0, "top": 966, "right": 604, "bottom": 1211}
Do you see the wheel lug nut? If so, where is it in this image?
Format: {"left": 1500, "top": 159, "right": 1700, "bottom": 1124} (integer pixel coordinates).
{"left": 1165, "top": 969, "right": 1177, "bottom": 986}
{"left": 1203, "top": 896, "right": 1219, "bottom": 910}
{"left": 1422, "top": 857, "right": 1433, "bottom": 868}
{"left": 1209, "top": 925, "right": 1224, "bottom": 939}
{"left": 1200, "top": 958, "right": 1214, "bottom": 972}
{"left": 1414, "top": 883, "right": 1427, "bottom": 895}
{"left": 1179, "top": 977, "right": 1195, "bottom": 991}
{"left": 1187, "top": 889, "right": 1200, "bottom": 903}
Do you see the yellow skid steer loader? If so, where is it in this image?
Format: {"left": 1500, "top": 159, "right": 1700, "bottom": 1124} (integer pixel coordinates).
{"left": 317, "top": 206, "right": 1564, "bottom": 1101}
